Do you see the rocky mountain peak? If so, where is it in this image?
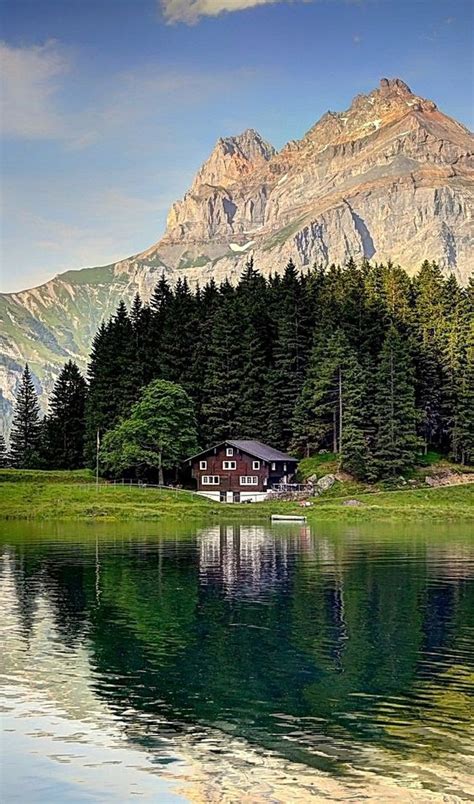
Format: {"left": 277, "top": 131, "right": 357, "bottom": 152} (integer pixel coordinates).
{"left": 2, "top": 77, "right": 472, "bottom": 434}
{"left": 190, "top": 128, "right": 276, "bottom": 191}
{"left": 302, "top": 77, "right": 439, "bottom": 149}
{"left": 379, "top": 77, "right": 412, "bottom": 94}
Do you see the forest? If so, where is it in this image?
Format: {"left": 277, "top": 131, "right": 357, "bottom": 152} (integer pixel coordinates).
{"left": 5, "top": 258, "right": 474, "bottom": 481}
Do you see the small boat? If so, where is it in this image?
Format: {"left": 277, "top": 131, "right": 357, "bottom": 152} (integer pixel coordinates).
{"left": 271, "top": 514, "right": 307, "bottom": 522}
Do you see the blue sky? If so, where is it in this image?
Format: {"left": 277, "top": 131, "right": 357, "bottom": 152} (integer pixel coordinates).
{"left": 1, "top": 0, "right": 473, "bottom": 292}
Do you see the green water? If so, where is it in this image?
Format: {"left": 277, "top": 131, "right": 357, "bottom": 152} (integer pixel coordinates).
{"left": 1, "top": 520, "right": 473, "bottom": 802}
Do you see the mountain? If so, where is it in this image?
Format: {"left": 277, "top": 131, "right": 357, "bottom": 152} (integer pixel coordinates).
{"left": 1, "top": 77, "right": 473, "bottom": 434}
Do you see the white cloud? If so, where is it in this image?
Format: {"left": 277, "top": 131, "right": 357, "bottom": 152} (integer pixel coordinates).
{"left": 160, "top": 0, "right": 285, "bottom": 24}
{"left": 0, "top": 40, "right": 69, "bottom": 139}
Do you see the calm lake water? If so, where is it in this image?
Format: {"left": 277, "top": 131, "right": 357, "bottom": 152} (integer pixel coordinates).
{"left": 1, "top": 519, "right": 473, "bottom": 803}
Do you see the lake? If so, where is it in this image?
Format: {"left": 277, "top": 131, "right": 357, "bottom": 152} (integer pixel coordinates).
{"left": 1, "top": 519, "right": 473, "bottom": 802}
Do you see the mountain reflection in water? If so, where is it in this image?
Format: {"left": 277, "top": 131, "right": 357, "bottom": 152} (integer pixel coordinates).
{"left": 1, "top": 520, "right": 473, "bottom": 803}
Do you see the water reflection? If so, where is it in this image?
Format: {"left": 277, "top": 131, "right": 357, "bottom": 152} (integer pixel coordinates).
{"left": 1, "top": 521, "right": 473, "bottom": 802}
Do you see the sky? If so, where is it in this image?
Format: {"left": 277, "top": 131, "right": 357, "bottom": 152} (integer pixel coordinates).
{"left": 1, "top": 0, "right": 473, "bottom": 293}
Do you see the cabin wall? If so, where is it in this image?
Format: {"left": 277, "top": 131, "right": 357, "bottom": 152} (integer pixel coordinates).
{"left": 192, "top": 445, "right": 269, "bottom": 493}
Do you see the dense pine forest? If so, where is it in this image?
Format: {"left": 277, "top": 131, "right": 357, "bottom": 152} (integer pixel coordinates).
{"left": 6, "top": 259, "right": 474, "bottom": 481}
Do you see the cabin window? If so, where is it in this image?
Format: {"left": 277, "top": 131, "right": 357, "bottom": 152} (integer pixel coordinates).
{"left": 199, "top": 460, "right": 207, "bottom": 470}
{"left": 283, "top": 463, "right": 287, "bottom": 471}
{"left": 226, "top": 447, "right": 234, "bottom": 456}
{"left": 223, "top": 461, "right": 236, "bottom": 470}
{"left": 252, "top": 460, "right": 260, "bottom": 470}
{"left": 202, "top": 476, "right": 219, "bottom": 485}
{"left": 271, "top": 462, "right": 276, "bottom": 471}
{"left": 240, "top": 476, "right": 258, "bottom": 485}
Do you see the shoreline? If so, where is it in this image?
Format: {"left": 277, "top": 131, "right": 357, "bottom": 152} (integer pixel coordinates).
{"left": 1, "top": 475, "right": 473, "bottom": 523}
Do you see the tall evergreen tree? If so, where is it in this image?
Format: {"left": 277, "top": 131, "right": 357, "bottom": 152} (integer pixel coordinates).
{"left": 0, "top": 434, "right": 8, "bottom": 467}
{"left": 201, "top": 282, "right": 243, "bottom": 445}
{"left": 47, "top": 361, "right": 87, "bottom": 469}
{"left": 451, "top": 321, "right": 474, "bottom": 464}
{"left": 148, "top": 274, "right": 173, "bottom": 379}
{"left": 372, "top": 326, "right": 418, "bottom": 478}
{"left": 266, "top": 260, "right": 309, "bottom": 449}
{"left": 292, "top": 331, "right": 368, "bottom": 477}
{"left": 234, "top": 261, "right": 272, "bottom": 440}
{"left": 10, "top": 365, "right": 41, "bottom": 468}
{"left": 160, "top": 277, "right": 198, "bottom": 391}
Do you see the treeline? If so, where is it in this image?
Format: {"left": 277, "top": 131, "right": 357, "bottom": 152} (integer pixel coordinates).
{"left": 5, "top": 259, "right": 474, "bottom": 480}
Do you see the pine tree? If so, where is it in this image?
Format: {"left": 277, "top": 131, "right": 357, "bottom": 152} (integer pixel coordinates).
{"left": 234, "top": 261, "right": 272, "bottom": 440}
{"left": 291, "top": 331, "right": 368, "bottom": 477}
{"left": 85, "top": 321, "right": 117, "bottom": 462}
{"left": 10, "top": 365, "right": 41, "bottom": 468}
{"left": 372, "top": 326, "right": 419, "bottom": 478}
{"left": 451, "top": 321, "right": 474, "bottom": 464}
{"left": 160, "top": 277, "right": 198, "bottom": 391}
{"left": 111, "top": 300, "right": 137, "bottom": 414}
{"left": 415, "top": 338, "right": 443, "bottom": 453}
{"left": 0, "top": 434, "right": 8, "bottom": 467}
{"left": 265, "top": 260, "right": 309, "bottom": 449}
{"left": 148, "top": 274, "right": 173, "bottom": 379}
{"left": 47, "top": 361, "right": 87, "bottom": 469}
{"left": 439, "top": 286, "right": 470, "bottom": 456}
{"left": 85, "top": 302, "right": 138, "bottom": 462}
{"left": 201, "top": 283, "right": 243, "bottom": 445}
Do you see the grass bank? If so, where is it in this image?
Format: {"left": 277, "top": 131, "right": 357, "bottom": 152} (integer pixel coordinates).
{"left": 0, "top": 470, "right": 473, "bottom": 522}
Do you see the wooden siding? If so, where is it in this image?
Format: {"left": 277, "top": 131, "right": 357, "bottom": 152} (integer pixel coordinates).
{"left": 191, "top": 444, "right": 296, "bottom": 493}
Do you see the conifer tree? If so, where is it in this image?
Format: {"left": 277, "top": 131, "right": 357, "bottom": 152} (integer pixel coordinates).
{"left": 415, "top": 339, "right": 442, "bottom": 453}
{"left": 148, "top": 274, "right": 173, "bottom": 379}
{"left": 10, "top": 365, "right": 41, "bottom": 468}
{"left": 266, "top": 260, "right": 309, "bottom": 449}
{"left": 192, "top": 279, "right": 221, "bottom": 440}
{"left": 372, "top": 326, "right": 418, "bottom": 478}
{"left": 47, "top": 361, "right": 87, "bottom": 469}
{"left": 85, "top": 321, "right": 117, "bottom": 462}
{"left": 292, "top": 331, "right": 368, "bottom": 476}
{"left": 450, "top": 321, "right": 474, "bottom": 464}
{"left": 0, "top": 434, "right": 8, "bottom": 467}
{"left": 111, "top": 300, "right": 137, "bottom": 413}
{"left": 234, "top": 261, "right": 272, "bottom": 440}
{"left": 160, "top": 277, "right": 198, "bottom": 391}
{"left": 201, "top": 283, "right": 243, "bottom": 445}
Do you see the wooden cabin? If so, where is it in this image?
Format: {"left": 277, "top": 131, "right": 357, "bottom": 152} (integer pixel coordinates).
{"left": 185, "top": 439, "right": 298, "bottom": 503}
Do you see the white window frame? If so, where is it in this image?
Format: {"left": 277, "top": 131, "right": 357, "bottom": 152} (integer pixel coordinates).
{"left": 226, "top": 447, "right": 234, "bottom": 456}
{"left": 271, "top": 462, "right": 276, "bottom": 471}
{"left": 223, "top": 460, "right": 236, "bottom": 470}
{"left": 199, "top": 460, "right": 207, "bottom": 470}
{"left": 202, "top": 475, "right": 219, "bottom": 485}
{"left": 240, "top": 476, "right": 258, "bottom": 486}
{"left": 252, "top": 460, "right": 260, "bottom": 470}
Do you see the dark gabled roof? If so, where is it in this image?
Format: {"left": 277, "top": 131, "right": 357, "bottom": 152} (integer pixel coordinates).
{"left": 228, "top": 440, "right": 296, "bottom": 463}
{"left": 185, "top": 439, "right": 297, "bottom": 464}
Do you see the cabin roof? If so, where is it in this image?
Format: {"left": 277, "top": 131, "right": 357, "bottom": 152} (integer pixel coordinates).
{"left": 186, "top": 439, "right": 297, "bottom": 464}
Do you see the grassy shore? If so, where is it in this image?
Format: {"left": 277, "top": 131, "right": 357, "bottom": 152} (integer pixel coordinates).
{"left": 0, "top": 469, "right": 473, "bottom": 522}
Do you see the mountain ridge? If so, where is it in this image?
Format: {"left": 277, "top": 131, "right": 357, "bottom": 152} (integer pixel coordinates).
{"left": 1, "top": 77, "right": 473, "bottom": 434}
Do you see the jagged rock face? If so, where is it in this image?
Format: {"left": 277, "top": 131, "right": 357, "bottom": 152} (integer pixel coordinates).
{"left": 1, "top": 78, "right": 473, "bottom": 433}
{"left": 155, "top": 78, "right": 473, "bottom": 284}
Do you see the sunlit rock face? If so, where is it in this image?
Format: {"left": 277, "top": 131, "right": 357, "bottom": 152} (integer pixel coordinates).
{"left": 153, "top": 78, "right": 473, "bottom": 285}
{"left": 1, "top": 78, "right": 473, "bottom": 430}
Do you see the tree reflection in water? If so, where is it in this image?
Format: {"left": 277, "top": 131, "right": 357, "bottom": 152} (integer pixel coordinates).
{"left": 1, "top": 520, "right": 473, "bottom": 798}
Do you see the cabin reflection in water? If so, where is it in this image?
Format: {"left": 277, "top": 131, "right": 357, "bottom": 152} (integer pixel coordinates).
{"left": 197, "top": 524, "right": 311, "bottom": 598}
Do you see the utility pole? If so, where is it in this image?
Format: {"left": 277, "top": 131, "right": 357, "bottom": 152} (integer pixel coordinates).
{"left": 339, "top": 366, "right": 343, "bottom": 456}
{"left": 96, "top": 428, "right": 100, "bottom": 491}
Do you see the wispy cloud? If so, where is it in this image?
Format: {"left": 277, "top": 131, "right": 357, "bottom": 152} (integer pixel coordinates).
{"left": 0, "top": 40, "right": 69, "bottom": 139}
{"left": 160, "top": 0, "right": 289, "bottom": 24}
{"left": 0, "top": 41, "right": 262, "bottom": 149}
